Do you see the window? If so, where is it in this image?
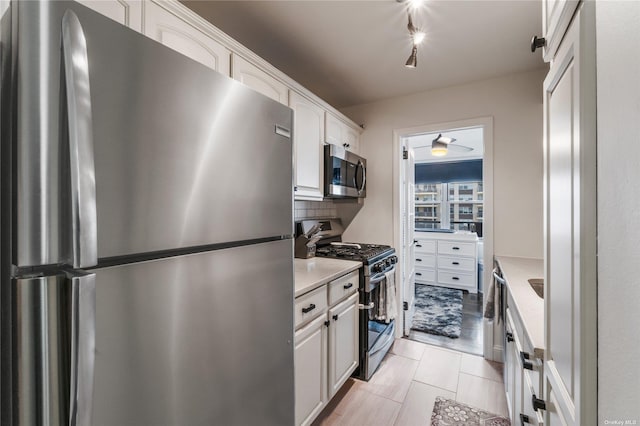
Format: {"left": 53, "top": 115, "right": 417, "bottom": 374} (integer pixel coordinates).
{"left": 415, "top": 181, "right": 483, "bottom": 236}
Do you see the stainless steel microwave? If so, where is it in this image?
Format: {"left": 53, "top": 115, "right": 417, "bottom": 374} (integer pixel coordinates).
{"left": 324, "top": 144, "right": 366, "bottom": 198}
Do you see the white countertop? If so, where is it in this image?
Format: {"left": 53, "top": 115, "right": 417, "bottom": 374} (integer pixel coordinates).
{"left": 294, "top": 257, "right": 362, "bottom": 298}
{"left": 495, "top": 256, "right": 545, "bottom": 358}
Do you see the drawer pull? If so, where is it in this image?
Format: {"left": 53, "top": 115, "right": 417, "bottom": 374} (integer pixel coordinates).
{"left": 324, "top": 320, "right": 330, "bottom": 327}
{"left": 452, "top": 246, "right": 460, "bottom": 250}
{"left": 452, "top": 276, "right": 460, "bottom": 281}
{"left": 520, "top": 413, "right": 530, "bottom": 425}
{"left": 416, "top": 244, "right": 422, "bottom": 248}
{"left": 358, "top": 302, "right": 375, "bottom": 310}
{"left": 452, "top": 261, "right": 459, "bottom": 265}
{"left": 343, "top": 282, "right": 354, "bottom": 290}
{"left": 332, "top": 314, "right": 339, "bottom": 321}
{"left": 415, "top": 272, "right": 422, "bottom": 276}
{"left": 520, "top": 351, "right": 534, "bottom": 370}
{"left": 416, "top": 258, "right": 422, "bottom": 262}
{"left": 506, "top": 332, "right": 514, "bottom": 342}
{"left": 302, "top": 303, "right": 316, "bottom": 314}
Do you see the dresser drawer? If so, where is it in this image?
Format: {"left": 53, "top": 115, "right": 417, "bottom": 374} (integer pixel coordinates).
{"left": 414, "top": 254, "right": 436, "bottom": 269}
{"left": 328, "top": 270, "right": 359, "bottom": 306}
{"left": 295, "top": 285, "right": 328, "bottom": 329}
{"left": 437, "top": 241, "right": 475, "bottom": 257}
{"left": 414, "top": 240, "right": 436, "bottom": 254}
{"left": 414, "top": 266, "right": 436, "bottom": 283}
{"left": 437, "top": 255, "right": 475, "bottom": 272}
{"left": 437, "top": 270, "right": 475, "bottom": 287}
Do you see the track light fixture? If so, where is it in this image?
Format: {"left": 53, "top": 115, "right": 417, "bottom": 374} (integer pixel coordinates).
{"left": 403, "top": 9, "right": 425, "bottom": 68}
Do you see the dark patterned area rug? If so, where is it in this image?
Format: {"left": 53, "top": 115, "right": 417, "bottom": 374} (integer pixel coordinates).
{"left": 431, "top": 397, "right": 510, "bottom": 425}
{"left": 411, "top": 284, "right": 463, "bottom": 338}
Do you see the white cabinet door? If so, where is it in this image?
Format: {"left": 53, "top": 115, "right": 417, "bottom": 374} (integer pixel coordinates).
{"left": 295, "top": 314, "right": 328, "bottom": 426}
{"left": 77, "top": 0, "right": 143, "bottom": 31}
{"left": 542, "top": 0, "right": 579, "bottom": 62}
{"left": 328, "top": 293, "right": 359, "bottom": 398}
{"left": 324, "top": 112, "right": 360, "bottom": 154}
{"left": 543, "top": 4, "right": 597, "bottom": 425}
{"left": 290, "top": 91, "right": 324, "bottom": 200}
{"left": 144, "top": 1, "right": 231, "bottom": 75}
{"left": 232, "top": 54, "right": 288, "bottom": 104}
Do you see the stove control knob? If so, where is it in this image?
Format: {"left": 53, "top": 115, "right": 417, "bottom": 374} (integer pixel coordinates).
{"left": 372, "top": 264, "right": 382, "bottom": 274}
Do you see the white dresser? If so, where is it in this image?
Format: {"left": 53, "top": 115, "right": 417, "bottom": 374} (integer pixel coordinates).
{"left": 414, "top": 232, "right": 479, "bottom": 293}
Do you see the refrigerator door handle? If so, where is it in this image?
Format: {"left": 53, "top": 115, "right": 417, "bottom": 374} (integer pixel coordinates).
{"left": 62, "top": 10, "right": 98, "bottom": 268}
{"left": 69, "top": 272, "right": 96, "bottom": 426}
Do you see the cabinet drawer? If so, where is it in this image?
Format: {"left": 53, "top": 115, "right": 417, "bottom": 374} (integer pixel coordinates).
{"left": 328, "top": 270, "right": 359, "bottom": 306}
{"left": 437, "top": 270, "right": 474, "bottom": 287}
{"left": 295, "top": 285, "right": 328, "bottom": 329}
{"left": 437, "top": 241, "right": 475, "bottom": 257}
{"left": 414, "top": 267, "right": 436, "bottom": 283}
{"left": 414, "top": 240, "right": 435, "bottom": 254}
{"left": 438, "top": 255, "right": 475, "bottom": 272}
{"left": 414, "top": 254, "right": 435, "bottom": 269}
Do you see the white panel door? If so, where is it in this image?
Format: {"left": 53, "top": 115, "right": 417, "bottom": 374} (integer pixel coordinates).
{"left": 402, "top": 142, "right": 416, "bottom": 335}
{"left": 77, "top": 0, "right": 142, "bottom": 31}
{"left": 232, "top": 54, "right": 288, "bottom": 104}
{"left": 144, "top": 1, "right": 231, "bottom": 75}
{"left": 294, "top": 314, "right": 327, "bottom": 426}
{"left": 328, "top": 294, "right": 359, "bottom": 398}
{"left": 543, "top": 5, "right": 597, "bottom": 425}
{"left": 290, "top": 91, "right": 324, "bottom": 200}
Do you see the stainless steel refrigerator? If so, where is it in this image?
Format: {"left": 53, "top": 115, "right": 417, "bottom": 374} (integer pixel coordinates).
{"left": 0, "top": 1, "right": 295, "bottom": 424}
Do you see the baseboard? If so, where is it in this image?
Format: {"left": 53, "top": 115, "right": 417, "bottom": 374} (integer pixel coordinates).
{"left": 493, "top": 344, "right": 504, "bottom": 363}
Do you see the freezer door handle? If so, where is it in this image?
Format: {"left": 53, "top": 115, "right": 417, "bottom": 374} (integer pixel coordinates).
{"left": 62, "top": 10, "right": 98, "bottom": 268}
{"left": 69, "top": 272, "right": 97, "bottom": 426}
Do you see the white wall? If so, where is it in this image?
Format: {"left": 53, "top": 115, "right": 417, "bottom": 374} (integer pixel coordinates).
{"left": 340, "top": 68, "right": 546, "bottom": 259}
{"left": 596, "top": 1, "right": 640, "bottom": 422}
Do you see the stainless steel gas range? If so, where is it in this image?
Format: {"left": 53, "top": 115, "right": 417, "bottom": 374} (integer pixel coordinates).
{"left": 297, "top": 219, "right": 398, "bottom": 381}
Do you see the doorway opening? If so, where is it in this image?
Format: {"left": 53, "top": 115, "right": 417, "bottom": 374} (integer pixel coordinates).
{"left": 393, "top": 117, "right": 494, "bottom": 359}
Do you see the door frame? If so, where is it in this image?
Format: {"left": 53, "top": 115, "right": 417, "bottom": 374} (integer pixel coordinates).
{"left": 392, "top": 116, "right": 495, "bottom": 359}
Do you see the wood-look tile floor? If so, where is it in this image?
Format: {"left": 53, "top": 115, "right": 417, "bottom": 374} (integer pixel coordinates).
{"left": 312, "top": 339, "right": 507, "bottom": 426}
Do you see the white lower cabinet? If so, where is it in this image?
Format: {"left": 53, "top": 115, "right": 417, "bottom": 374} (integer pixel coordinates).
{"left": 294, "top": 271, "right": 360, "bottom": 426}
{"left": 294, "top": 314, "right": 327, "bottom": 426}
{"left": 328, "top": 293, "right": 359, "bottom": 398}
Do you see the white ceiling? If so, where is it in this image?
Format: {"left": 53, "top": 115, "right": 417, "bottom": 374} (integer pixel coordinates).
{"left": 182, "top": 0, "right": 545, "bottom": 108}
{"left": 408, "top": 127, "right": 484, "bottom": 163}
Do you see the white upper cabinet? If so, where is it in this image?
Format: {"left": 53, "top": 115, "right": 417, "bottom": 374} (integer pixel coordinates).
{"left": 325, "top": 112, "right": 360, "bottom": 154}
{"left": 289, "top": 91, "right": 324, "bottom": 200}
{"left": 77, "top": 0, "right": 142, "bottom": 32}
{"left": 232, "top": 54, "right": 289, "bottom": 105}
{"left": 541, "top": 0, "right": 579, "bottom": 62}
{"left": 144, "top": 1, "right": 231, "bottom": 76}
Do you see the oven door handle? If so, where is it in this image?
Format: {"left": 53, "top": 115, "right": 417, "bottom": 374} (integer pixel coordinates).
{"left": 358, "top": 302, "right": 375, "bottom": 310}
{"left": 370, "top": 265, "right": 396, "bottom": 285}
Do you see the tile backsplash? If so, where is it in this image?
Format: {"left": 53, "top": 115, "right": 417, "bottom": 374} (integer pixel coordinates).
{"left": 294, "top": 200, "right": 337, "bottom": 220}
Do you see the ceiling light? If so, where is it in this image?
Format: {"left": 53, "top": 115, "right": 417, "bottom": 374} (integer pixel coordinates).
{"left": 408, "top": 0, "right": 424, "bottom": 10}
{"left": 412, "top": 31, "right": 426, "bottom": 45}
{"left": 431, "top": 139, "right": 448, "bottom": 156}
{"left": 431, "top": 134, "right": 456, "bottom": 156}
{"left": 405, "top": 46, "right": 417, "bottom": 68}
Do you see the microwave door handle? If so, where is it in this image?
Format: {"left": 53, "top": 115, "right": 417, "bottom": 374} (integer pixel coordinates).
{"left": 62, "top": 11, "right": 98, "bottom": 268}
{"left": 356, "top": 160, "right": 366, "bottom": 194}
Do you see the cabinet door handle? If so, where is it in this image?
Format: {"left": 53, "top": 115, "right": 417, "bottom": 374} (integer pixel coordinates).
{"left": 302, "top": 303, "right": 316, "bottom": 314}
{"left": 520, "top": 351, "right": 534, "bottom": 370}
{"left": 324, "top": 320, "right": 330, "bottom": 327}
{"left": 415, "top": 272, "right": 422, "bottom": 276}
{"left": 343, "top": 283, "right": 354, "bottom": 289}
{"left": 452, "top": 246, "right": 460, "bottom": 250}
{"left": 530, "top": 35, "right": 546, "bottom": 52}
{"left": 520, "top": 413, "right": 530, "bottom": 425}
{"left": 333, "top": 314, "right": 339, "bottom": 321}
{"left": 452, "top": 261, "right": 459, "bottom": 265}
{"left": 532, "top": 394, "right": 546, "bottom": 411}
{"left": 506, "top": 332, "right": 514, "bottom": 342}
{"left": 452, "top": 277, "right": 460, "bottom": 281}
{"left": 416, "top": 244, "right": 422, "bottom": 248}
{"left": 416, "top": 258, "right": 422, "bottom": 262}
